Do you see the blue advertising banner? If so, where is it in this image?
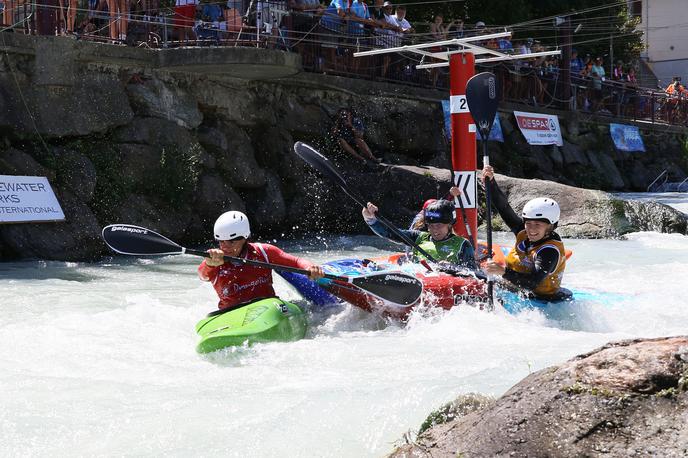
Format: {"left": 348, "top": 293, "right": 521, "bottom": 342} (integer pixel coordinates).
{"left": 441, "top": 101, "right": 503, "bottom": 142}
{"left": 610, "top": 123, "right": 645, "bottom": 152}
{"left": 441, "top": 100, "right": 451, "bottom": 140}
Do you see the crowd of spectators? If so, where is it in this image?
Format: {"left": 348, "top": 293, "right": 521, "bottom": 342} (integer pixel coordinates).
{"left": 2, "top": 0, "right": 686, "bottom": 126}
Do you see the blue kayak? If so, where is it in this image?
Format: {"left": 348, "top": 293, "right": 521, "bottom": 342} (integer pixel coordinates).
{"left": 281, "top": 257, "right": 624, "bottom": 316}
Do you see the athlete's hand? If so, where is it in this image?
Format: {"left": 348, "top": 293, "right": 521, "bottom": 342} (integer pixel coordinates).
{"left": 482, "top": 165, "right": 494, "bottom": 182}
{"left": 449, "top": 186, "right": 462, "bottom": 198}
{"left": 483, "top": 259, "right": 505, "bottom": 276}
{"left": 362, "top": 202, "right": 379, "bottom": 223}
{"left": 205, "top": 248, "right": 225, "bottom": 267}
{"left": 307, "top": 265, "right": 324, "bottom": 280}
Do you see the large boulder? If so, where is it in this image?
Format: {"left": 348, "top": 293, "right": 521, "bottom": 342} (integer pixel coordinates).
{"left": 624, "top": 199, "right": 688, "bottom": 234}
{"left": 110, "top": 193, "right": 193, "bottom": 242}
{"left": 391, "top": 337, "right": 688, "bottom": 458}
{"left": 117, "top": 143, "right": 164, "bottom": 187}
{"left": 239, "top": 170, "right": 287, "bottom": 233}
{"left": 251, "top": 126, "right": 311, "bottom": 198}
{"left": 213, "top": 122, "right": 266, "bottom": 189}
{"left": 279, "top": 92, "right": 330, "bottom": 136}
{"left": 191, "top": 81, "right": 277, "bottom": 127}
{"left": 486, "top": 172, "right": 688, "bottom": 238}
{"left": 0, "top": 148, "right": 55, "bottom": 181}
{"left": 193, "top": 172, "right": 245, "bottom": 226}
{"left": 1, "top": 75, "right": 134, "bottom": 138}
{"left": 586, "top": 151, "right": 625, "bottom": 190}
{"left": 112, "top": 117, "right": 196, "bottom": 151}
{"left": 53, "top": 149, "right": 98, "bottom": 202}
{"left": 126, "top": 78, "right": 203, "bottom": 129}
{"left": 561, "top": 142, "right": 589, "bottom": 166}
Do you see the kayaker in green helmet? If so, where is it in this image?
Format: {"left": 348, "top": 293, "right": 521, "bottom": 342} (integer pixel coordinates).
{"left": 199, "top": 211, "right": 324, "bottom": 310}
{"left": 362, "top": 199, "right": 476, "bottom": 269}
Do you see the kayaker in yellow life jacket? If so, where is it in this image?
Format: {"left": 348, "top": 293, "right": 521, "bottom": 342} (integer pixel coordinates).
{"left": 362, "top": 199, "right": 476, "bottom": 270}
{"left": 481, "top": 166, "right": 568, "bottom": 300}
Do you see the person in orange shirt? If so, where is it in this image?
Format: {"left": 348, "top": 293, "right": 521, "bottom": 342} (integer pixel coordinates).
{"left": 665, "top": 77, "right": 686, "bottom": 95}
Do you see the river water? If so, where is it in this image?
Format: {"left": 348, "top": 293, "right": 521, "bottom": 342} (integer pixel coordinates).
{"left": 2, "top": 194, "right": 687, "bottom": 457}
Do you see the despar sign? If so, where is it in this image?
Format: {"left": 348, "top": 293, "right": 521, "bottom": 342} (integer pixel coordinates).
{"left": 0, "top": 175, "right": 65, "bottom": 223}
{"left": 513, "top": 111, "right": 563, "bottom": 146}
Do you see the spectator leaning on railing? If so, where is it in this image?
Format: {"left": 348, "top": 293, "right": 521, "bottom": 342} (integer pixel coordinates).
{"left": 591, "top": 57, "right": 605, "bottom": 80}
{"left": 3, "top": 0, "right": 16, "bottom": 28}
{"left": 570, "top": 49, "right": 584, "bottom": 76}
{"left": 498, "top": 35, "right": 513, "bottom": 53}
{"left": 347, "top": 0, "right": 371, "bottom": 73}
{"left": 319, "top": 0, "right": 346, "bottom": 72}
{"left": 372, "top": 0, "right": 401, "bottom": 77}
{"left": 393, "top": 6, "right": 412, "bottom": 42}
{"left": 225, "top": 0, "right": 244, "bottom": 36}
{"left": 175, "top": 0, "right": 199, "bottom": 42}
{"left": 448, "top": 18, "right": 463, "bottom": 39}
{"left": 662, "top": 77, "right": 687, "bottom": 123}
{"left": 430, "top": 14, "right": 449, "bottom": 41}
{"left": 612, "top": 61, "right": 624, "bottom": 81}
{"left": 665, "top": 77, "right": 686, "bottom": 95}
{"left": 289, "top": 0, "right": 324, "bottom": 67}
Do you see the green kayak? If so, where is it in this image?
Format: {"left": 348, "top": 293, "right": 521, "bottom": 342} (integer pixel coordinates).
{"left": 195, "top": 297, "right": 308, "bottom": 353}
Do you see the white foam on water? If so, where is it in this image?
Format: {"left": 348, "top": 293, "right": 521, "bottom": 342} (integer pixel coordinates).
{"left": 1, "top": 229, "right": 688, "bottom": 457}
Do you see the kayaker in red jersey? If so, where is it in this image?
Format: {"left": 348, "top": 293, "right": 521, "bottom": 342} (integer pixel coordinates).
{"left": 481, "top": 165, "right": 568, "bottom": 300}
{"left": 198, "top": 211, "right": 324, "bottom": 310}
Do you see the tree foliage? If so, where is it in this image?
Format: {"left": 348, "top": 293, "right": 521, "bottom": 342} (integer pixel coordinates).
{"left": 410, "top": 0, "right": 643, "bottom": 63}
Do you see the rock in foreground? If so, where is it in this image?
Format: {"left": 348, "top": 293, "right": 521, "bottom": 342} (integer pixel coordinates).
{"left": 391, "top": 336, "right": 688, "bottom": 457}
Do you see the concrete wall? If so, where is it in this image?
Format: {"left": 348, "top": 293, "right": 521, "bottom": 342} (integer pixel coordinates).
{"left": 639, "top": 0, "right": 688, "bottom": 85}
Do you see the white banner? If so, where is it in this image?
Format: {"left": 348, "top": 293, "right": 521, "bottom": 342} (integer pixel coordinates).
{"left": 514, "top": 111, "right": 563, "bottom": 146}
{"left": 0, "top": 175, "right": 65, "bottom": 223}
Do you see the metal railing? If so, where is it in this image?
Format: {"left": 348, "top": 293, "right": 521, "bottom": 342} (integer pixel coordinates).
{"left": 4, "top": 2, "right": 688, "bottom": 128}
{"left": 646, "top": 170, "right": 668, "bottom": 192}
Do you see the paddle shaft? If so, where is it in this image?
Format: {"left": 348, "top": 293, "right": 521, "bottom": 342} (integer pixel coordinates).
{"left": 185, "top": 248, "right": 352, "bottom": 283}
{"left": 293, "top": 142, "right": 440, "bottom": 264}
{"left": 481, "top": 142, "right": 495, "bottom": 310}
{"left": 334, "top": 175, "right": 441, "bottom": 264}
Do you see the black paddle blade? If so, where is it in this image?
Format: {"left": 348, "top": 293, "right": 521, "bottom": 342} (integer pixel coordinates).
{"left": 351, "top": 272, "right": 423, "bottom": 306}
{"left": 102, "top": 224, "right": 184, "bottom": 256}
{"left": 466, "top": 72, "right": 499, "bottom": 138}
{"left": 293, "top": 141, "right": 366, "bottom": 207}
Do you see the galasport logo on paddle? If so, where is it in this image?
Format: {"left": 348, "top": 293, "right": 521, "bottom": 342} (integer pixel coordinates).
{"left": 112, "top": 226, "right": 148, "bottom": 235}
{"left": 384, "top": 274, "right": 416, "bottom": 284}
{"left": 517, "top": 115, "right": 556, "bottom": 131}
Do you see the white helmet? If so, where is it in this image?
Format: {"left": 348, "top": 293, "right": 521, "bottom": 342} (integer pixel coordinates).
{"left": 521, "top": 198, "right": 560, "bottom": 224}
{"left": 214, "top": 211, "right": 250, "bottom": 241}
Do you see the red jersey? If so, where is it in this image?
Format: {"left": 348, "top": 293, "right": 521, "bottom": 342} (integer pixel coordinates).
{"left": 198, "top": 242, "right": 313, "bottom": 310}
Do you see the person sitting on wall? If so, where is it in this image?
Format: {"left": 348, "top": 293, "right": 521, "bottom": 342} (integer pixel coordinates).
{"left": 330, "top": 108, "right": 381, "bottom": 164}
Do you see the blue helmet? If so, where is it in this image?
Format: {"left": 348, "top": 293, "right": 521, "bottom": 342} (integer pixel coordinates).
{"left": 424, "top": 199, "right": 456, "bottom": 224}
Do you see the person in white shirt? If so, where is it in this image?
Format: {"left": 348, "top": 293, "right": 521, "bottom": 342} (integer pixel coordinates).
{"left": 394, "top": 6, "right": 412, "bottom": 35}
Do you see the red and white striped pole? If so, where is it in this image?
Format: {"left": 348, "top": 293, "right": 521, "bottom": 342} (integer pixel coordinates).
{"left": 449, "top": 52, "right": 477, "bottom": 249}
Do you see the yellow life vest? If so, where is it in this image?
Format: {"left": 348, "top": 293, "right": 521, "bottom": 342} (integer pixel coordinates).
{"left": 505, "top": 230, "right": 566, "bottom": 297}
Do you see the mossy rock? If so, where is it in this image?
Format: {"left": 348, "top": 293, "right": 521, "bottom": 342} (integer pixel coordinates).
{"left": 418, "top": 393, "right": 494, "bottom": 435}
